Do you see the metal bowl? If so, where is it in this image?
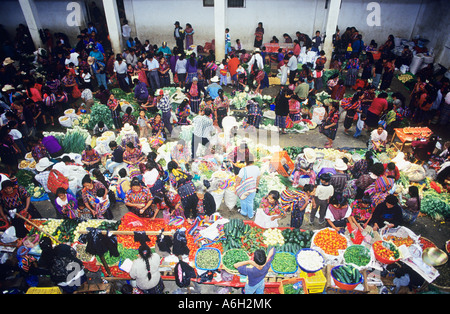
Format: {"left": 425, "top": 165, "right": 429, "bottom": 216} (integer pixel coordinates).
{"left": 422, "top": 247, "right": 448, "bottom": 267}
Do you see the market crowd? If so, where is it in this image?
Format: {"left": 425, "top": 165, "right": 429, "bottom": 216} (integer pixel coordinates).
{"left": 0, "top": 17, "right": 449, "bottom": 294}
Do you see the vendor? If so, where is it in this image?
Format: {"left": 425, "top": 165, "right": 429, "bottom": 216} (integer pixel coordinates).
{"left": 411, "top": 135, "right": 438, "bottom": 163}
{"left": 369, "top": 124, "right": 388, "bottom": 152}
{"left": 383, "top": 162, "right": 400, "bottom": 181}
{"left": 330, "top": 158, "right": 350, "bottom": 197}
{"left": 0, "top": 180, "right": 41, "bottom": 238}
{"left": 325, "top": 194, "right": 352, "bottom": 232}
{"left": 54, "top": 187, "right": 79, "bottom": 219}
{"left": 123, "top": 142, "right": 146, "bottom": 179}
{"left": 125, "top": 178, "right": 154, "bottom": 218}
{"left": 243, "top": 99, "right": 263, "bottom": 130}
{"left": 347, "top": 194, "right": 373, "bottom": 232}
{"left": 364, "top": 166, "right": 395, "bottom": 210}
{"left": 213, "top": 89, "right": 230, "bottom": 128}
{"left": 148, "top": 113, "right": 166, "bottom": 148}
{"left": 81, "top": 174, "right": 107, "bottom": 218}
{"left": 401, "top": 186, "right": 421, "bottom": 225}
{"left": 152, "top": 190, "right": 184, "bottom": 219}
{"left": 367, "top": 194, "right": 403, "bottom": 231}
{"left": 228, "top": 142, "right": 254, "bottom": 175}
{"left": 288, "top": 184, "right": 315, "bottom": 228}
{"left": 292, "top": 147, "right": 316, "bottom": 189}
{"left": 81, "top": 145, "right": 101, "bottom": 170}
{"left": 255, "top": 190, "right": 285, "bottom": 229}
{"left": 190, "top": 184, "right": 216, "bottom": 223}
{"left": 105, "top": 141, "right": 124, "bottom": 175}
{"left": 129, "top": 243, "right": 164, "bottom": 294}
{"left": 171, "top": 139, "right": 191, "bottom": 171}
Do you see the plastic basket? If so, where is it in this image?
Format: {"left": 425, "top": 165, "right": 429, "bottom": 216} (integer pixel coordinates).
{"left": 26, "top": 287, "right": 62, "bottom": 294}
{"left": 270, "top": 151, "right": 294, "bottom": 177}
{"left": 271, "top": 251, "right": 298, "bottom": 274}
{"left": 372, "top": 241, "right": 400, "bottom": 265}
{"left": 299, "top": 269, "right": 327, "bottom": 294}
{"left": 194, "top": 247, "right": 221, "bottom": 271}
{"left": 330, "top": 265, "right": 363, "bottom": 291}
{"left": 279, "top": 278, "right": 308, "bottom": 294}
{"left": 222, "top": 249, "right": 250, "bottom": 275}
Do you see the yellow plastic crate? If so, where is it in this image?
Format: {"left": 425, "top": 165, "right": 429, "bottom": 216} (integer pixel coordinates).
{"left": 26, "top": 287, "right": 62, "bottom": 294}
{"left": 299, "top": 270, "right": 326, "bottom": 294}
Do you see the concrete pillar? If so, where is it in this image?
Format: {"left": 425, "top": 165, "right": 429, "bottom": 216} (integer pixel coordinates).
{"left": 102, "top": 0, "right": 123, "bottom": 54}
{"left": 123, "top": 0, "right": 137, "bottom": 39}
{"left": 214, "top": 0, "right": 226, "bottom": 63}
{"left": 18, "top": 0, "right": 43, "bottom": 50}
{"left": 323, "top": 0, "right": 341, "bottom": 69}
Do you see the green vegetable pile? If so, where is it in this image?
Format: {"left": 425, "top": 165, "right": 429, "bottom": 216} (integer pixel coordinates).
{"left": 61, "top": 127, "right": 91, "bottom": 154}
{"left": 344, "top": 245, "right": 371, "bottom": 267}
{"left": 96, "top": 243, "right": 138, "bottom": 265}
{"left": 332, "top": 265, "right": 361, "bottom": 284}
{"left": 284, "top": 146, "right": 305, "bottom": 160}
{"left": 88, "top": 103, "right": 115, "bottom": 130}
{"left": 222, "top": 249, "right": 249, "bottom": 273}
{"left": 195, "top": 248, "right": 220, "bottom": 270}
{"left": 282, "top": 283, "right": 305, "bottom": 294}
{"left": 16, "top": 169, "right": 35, "bottom": 187}
{"left": 420, "top": 190, "right": 450, "bottom": 221}
{"left": 53, "top": 218, "right": 81, "bottom": 242}
{"left": 271, "top": 252, "right": 297, "bottom": 274}
{"left": 280, "top": 228, "right": 314, "bottom": 254}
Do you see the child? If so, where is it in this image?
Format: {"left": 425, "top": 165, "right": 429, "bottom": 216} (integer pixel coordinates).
{"left": 290, "top": 184, "right": 315, "bottom": 228}
{"left": 225, "top": 28, "right": 231, "bottom": 55}
{"left": 219, "top": 59, "right": 228, "bottom": 86}
{"left": 310, "top": 173, "right": 334, "bottom": 225}
{"left": 353, "top": 112, "right": 367, "bottom": 138}
{"left": 77, "top": 198, "right": 93, "bottom": 219}
{"left": 95, "top": 188, "right": 111, "bottom": 219}
{"left": 137, "top": 109, "right": 150, "bottom": 138}
{"left": 236, "top": 64, "right": 247, "bottom": 92}
{"left": 116, "top": 168, "right": 131, "bottom": 200}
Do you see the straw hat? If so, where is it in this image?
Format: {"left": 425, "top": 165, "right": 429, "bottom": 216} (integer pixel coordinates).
{"left": 35, "top": 157, "right": 55, "bottom": 172}
{"left": 334, "top": 158, "right": 348, "bottom": 171}
{"left": 87, "top": 56, "right": 95, "bottom": 65}
{"left": 3, "top": 57, "right": 14, "bottom": 66}
{"left": 121, "top": 123, "right": 135, "bottom": 134}
{"left": 303, "top": 148, "right": 317, "bottom": 163}
{"left": 1, "top": 84, "right": 14, "bottom": 92}
{"left": 210, "top": 76, "right": 219, "bottom": 83}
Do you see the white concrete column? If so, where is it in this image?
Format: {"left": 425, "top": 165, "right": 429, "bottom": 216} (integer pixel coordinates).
{"left": 214, "top": 0, "right": 226, "bottom": 63}
{"left": 323, "top": 0, "right": 341, "bottom": 69}
{"left": 102, "top": 0, "right": 123, "bottom": 54}
{"left": 18, "top": 0, "right": 43, "bottom": 50}
{"left": 123, "top": 0, "right": 137, "bottom": 39}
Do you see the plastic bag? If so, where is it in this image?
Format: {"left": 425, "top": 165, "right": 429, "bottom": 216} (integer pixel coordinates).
{"left": 224, "top": 189, "right": 237, "bottom": 210}
{"left": 0, "top": 226, "right": 17, "bottom": 243}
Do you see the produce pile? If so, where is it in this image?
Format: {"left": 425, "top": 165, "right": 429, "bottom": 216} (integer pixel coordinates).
{"left": 221, "top": 249, "right": 249, "bottom": 273}
{"left": 195, "top": 248, "right": 221, "bottom": 270}
{"left": 331, "top": 265, "right": 361, "bottom": 285}
{"left": 313, "top": 228, "right": 348, "bottom": 256}
{"left": 271, "top": 252, "right": 298, "bottom": 274}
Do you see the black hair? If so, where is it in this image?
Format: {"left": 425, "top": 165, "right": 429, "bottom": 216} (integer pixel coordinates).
{"left": 253, "top": 249, "right": 267, "bottom": 266}
{"left": 126, "top": 106, "right": 133, "bottom": 114}
{"left": 108, "top": 141, "right": 118, "bottom": 149}
{"left": 77, "top": 198, "right": 86, "bottom": 208}
{"left": 118, "top": 168, "right": 127, "bottom": 178}
{"left": 370, "top": 163, "right": 385, "bottom": 177}
{"left": 385, "top": 194, "right": 398, "bottom": 206}
{"left": 95, "top": 187, "right": 106, "bottom": 198}
{"left": 361, "top": 194, "right": 372, "bottom": 204}
{"left": 82, "top": 174, "right": 92, "bottom": 185}
{"left": 167, "top": 160, "right": 179, "bottom": 172}
{"left": 204, "top": 108, "right": 212, "bottom": 116}
{"left": 55, "top": 187, "right": 66, "bottom": 196}
{"left": 408, "top": 185, "right": 421, "bottom": 210}
{"left": 387, "top": 162, "right": 396, "bottom": 171}
{"left": 98, "top": 121, "right": 105, "bottom": 128}
{"left": 320, "top": 173, "right": 332, "bottom": 182}
{"left": 126, "top": 142, "right": 135, "bottom": 149}
{"left": 268, "top": 190, "right": 280, "bottom": 202}
{"left": 138, "top": 244, "right": 153, "bottom": 281}
{"left": 303, "top": 184, "right": 315, "bottom": 193}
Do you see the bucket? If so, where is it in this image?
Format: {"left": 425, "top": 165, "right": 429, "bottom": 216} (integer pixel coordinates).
{"left": 190, "top": 45, "right": 198, "bottom": 55}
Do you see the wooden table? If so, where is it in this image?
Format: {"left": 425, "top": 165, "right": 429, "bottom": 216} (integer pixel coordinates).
{"left": 390, "top": 127, "right": 432, "bottom": 152}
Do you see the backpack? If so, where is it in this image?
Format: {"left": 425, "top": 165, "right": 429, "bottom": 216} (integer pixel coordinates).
{"left": 47, "top": 169, "right": 69, "bottom": 194}
{"left": 174, "top": 260, "right": 196, "bottom": 288}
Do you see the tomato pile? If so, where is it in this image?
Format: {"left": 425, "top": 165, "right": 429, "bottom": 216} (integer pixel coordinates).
{"left": 419, "top": 237, "right": 437, "bottom": 250}
{"left": 384, "top": 235, "right": 415, "bottom": 247}
{"left": 373, "top": 241, "right": 400, "bottom": 262}
{"left": 313, "top": 229, "right": 347, "bottom": 256}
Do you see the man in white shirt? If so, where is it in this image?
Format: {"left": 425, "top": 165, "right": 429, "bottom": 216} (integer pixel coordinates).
{"left": 122, "top": 20, "right": 132, "bottom": 45}
{"left": 247, "top": 48, "right": 264, "bottom": 73}
{"left": 191, "top": 108, "right": 214, "bottom": 159}
{"left": 144, "top": 53, "right": 160, "bottom": 91}
{"left": 126, "top": 49, "right": 138, "bottom": 67}
{"left": 64, "top": 51, "right": 79, "bottom": 67}
{"left": 114, "top": 55, "right": 131, "bottom": 92}
{"left": 287, "top": 51, "right": 298, "bottom": 85}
